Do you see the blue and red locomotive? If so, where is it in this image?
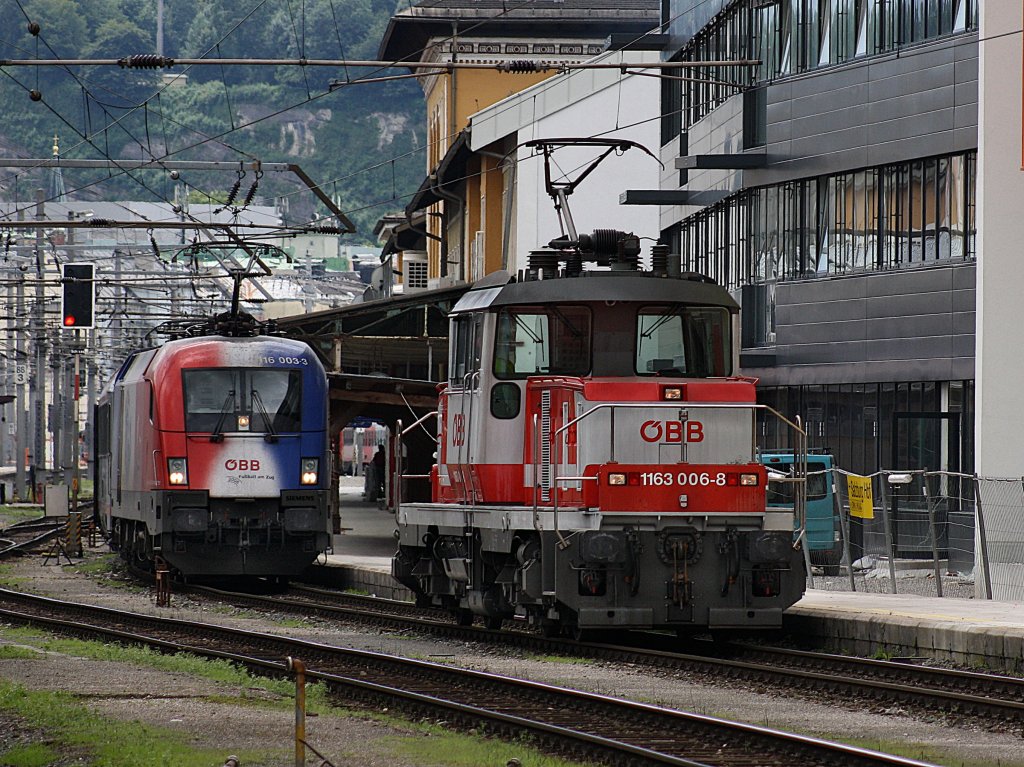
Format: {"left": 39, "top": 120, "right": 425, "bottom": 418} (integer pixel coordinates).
{"left": 392, "top": 139, "right": 806, "bottom": 636}
{"left": 94, "top": 313, "right": 332, "bottom": 579}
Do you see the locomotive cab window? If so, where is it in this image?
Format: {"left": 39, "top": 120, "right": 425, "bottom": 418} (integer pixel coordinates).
{"left": 450, "top": 313, "right": 484, "bottom": 389}
{"left": 493, "top": 306, "right": 591, "bottom": 379}
{"left": 635, "top": 306, "right": 731, "bottom": 377}
{"left": 183, "top": 368, "right": 302, "bottom": 433}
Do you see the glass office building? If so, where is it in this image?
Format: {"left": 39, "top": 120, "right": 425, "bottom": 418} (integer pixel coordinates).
{"left": 656, "top": 0, "right": 979, "bottom": 480}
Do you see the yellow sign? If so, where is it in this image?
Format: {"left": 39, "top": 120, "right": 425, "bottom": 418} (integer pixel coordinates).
{"left": 847, "top": 474, "right": 874, "bottom": 519}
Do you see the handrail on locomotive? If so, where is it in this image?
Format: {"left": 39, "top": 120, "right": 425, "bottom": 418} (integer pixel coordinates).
{"left": 393, "top": 402, "right": 809, "bottom": 541}
{"left": 541, "top": 401, "right": 808, "bottom": 542}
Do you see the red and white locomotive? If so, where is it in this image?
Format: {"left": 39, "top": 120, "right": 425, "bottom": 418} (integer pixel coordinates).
{"left": 393, "top": 243, "right": 805, "bottom": 635}
{"left": 392, "top": 141, "right": 804, "bottom": 635}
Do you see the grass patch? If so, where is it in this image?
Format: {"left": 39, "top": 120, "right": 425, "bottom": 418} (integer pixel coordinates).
{"left": 0, "top": 626, "right": 594, "bottom": 767}
{"left": 0, "top": 645, "right": 43, "bottom": 660}
{"left": 0, "top": 564, "right": 29, "bottom": 589}
{"left": 1, "top": 742, "right": 62, "bottom": 767}
{"left": 384, "top": 724, "right": 594, "bottom": 767}
{"left": 525, "top": 654, "right": 593, "bottom": 665}
{"left": 0, "top": 625, "right": 332, "bottom": 711}
{"left": 273, "top": 617, "right": 312, "bottom": 629}
{"left": 0, "top": 507, "right": 43, "bottom": 527}
{"left": 65, "top": 553, "right": 143, "bottom": 592}
{"left": 837, "top": 735, "right": 983, "bottom": 767}
{"left": 0, "top": 681, "right": 245, "bottom": 767}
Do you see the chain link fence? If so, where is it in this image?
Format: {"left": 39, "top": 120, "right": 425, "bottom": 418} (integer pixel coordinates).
{"left": 802, "top": 468, "right": 1024, "bottom": 602}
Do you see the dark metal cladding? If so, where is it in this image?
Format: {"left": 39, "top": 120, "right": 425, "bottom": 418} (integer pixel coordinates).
{"left": 455, "top": 271, "right": 740, "bottom": 313}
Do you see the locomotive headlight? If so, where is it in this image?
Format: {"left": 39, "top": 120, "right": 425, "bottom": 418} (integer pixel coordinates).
{"left": 662, "top": 387, "right": 682, "bottom": 400}
{"left": 237, "top": 415, "right": 250, "bottom": 431}
{"left": 300, "top": 458, "right": 319, "bottom": 485}
{"left": 168, "top": 457, "right": 188, "bottom": 485}
{"left": 607, "top": 472, "right": 627, "bottom": 486}
{"left": 740, "top": 473, "right": 759, "bottom": 486}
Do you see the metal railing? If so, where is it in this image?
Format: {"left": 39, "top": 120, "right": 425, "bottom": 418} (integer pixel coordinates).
{"left": 393, "top": 411, "right": 438, "bottom": 513}
{"left": 814, "top": 467, "right": 1024, "bottom": 601}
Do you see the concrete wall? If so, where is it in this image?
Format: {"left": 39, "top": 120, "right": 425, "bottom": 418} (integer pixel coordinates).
{"left": 976, "top": 3, "right": 1024, "bottom": 479}
{"left": 975, "top": 1, "right": 1024, "bottom": 601}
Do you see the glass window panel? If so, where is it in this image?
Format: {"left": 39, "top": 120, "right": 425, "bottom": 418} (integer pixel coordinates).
{"left": 249, "top": 369, "right": 303, "bottom": 432}
{"left": 922, "top": 158, "right": 937, "bottom": 260}
{"left": 948, "top": 154, "right": 965, "bottom": 258}
{"left": 183, "top": 369, "right": 302, "bottom": 433}
{"left": 953, "top": 0, "right": 967, "bottom": 31}
{"left": 937, "top": 156, "right": 951, "bottom": 259}
{"left": 817, "top": 178, "right": 833, "bottom": 273}
{"left": 855, "top": 0, "right": 869, "bottom": 56}
{"left": 494, "top": 307, "right": 591, "bottom": 379}
{"left": 636, "top": 306, "right": 732, "bottom": 377}
{"left": 184, "top": 370, "right": 238, "bottom": 432}
{"left": 909, "top": 160, "right": 924, "bottom": 262}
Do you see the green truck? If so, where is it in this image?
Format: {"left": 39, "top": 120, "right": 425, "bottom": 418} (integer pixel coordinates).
{"left": 762, "top": 452, "right": 843, "bottom": 575}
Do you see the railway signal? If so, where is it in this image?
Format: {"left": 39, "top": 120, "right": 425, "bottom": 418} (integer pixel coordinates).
{"left": 61, "top": 263, "right": 95, "bottom": 329}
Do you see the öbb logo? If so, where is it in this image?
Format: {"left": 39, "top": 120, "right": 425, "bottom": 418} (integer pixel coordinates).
{"left": 639, "top": 420, "right": 704, "bottom": 443}
{"left": 225, "top": 459, "right": 260, "bottom": 471}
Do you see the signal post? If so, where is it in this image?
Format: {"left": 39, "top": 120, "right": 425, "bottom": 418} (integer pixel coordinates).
{"left": 61, "top": 264, "right": 94, "bottom": 524}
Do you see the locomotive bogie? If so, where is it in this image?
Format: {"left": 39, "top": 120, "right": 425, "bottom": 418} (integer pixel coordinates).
{"left": 393, "top": 505, "right": 802, "bottom": 631}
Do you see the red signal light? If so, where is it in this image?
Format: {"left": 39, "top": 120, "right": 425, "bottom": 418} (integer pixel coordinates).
{"left": 63, "top": 314, "right": 76, "bottom": 327}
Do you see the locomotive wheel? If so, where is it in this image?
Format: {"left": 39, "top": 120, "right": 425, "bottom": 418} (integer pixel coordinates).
{"left": 539, "top": 621, "right": 561, "bottom": 639}
{"left": 455, "top": 609, "right": 474, "bottom": 626}
{"left": 484, "top": 616, "right": 503, "bottom": 630}
{"left": 571, "top": 624, "right": 597, "bottom": 643}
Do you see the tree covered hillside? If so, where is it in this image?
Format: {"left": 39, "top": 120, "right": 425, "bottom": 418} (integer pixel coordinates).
{"left": 0, "top": 0, "right": 426, "bottom": 242}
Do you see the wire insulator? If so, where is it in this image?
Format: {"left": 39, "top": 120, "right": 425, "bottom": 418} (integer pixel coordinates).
{"left": 85, "top": 218, "right": 114, "bottom": 226}
{"left": 118, "top": 54, "right": 174, "bottom": 69}
{"left": 27, "top": 22, "right": 40, "bottom": 36}
{"left": 242, "top": 180, "right": 259, "bottom": 207}
{"left": 150, "top": 234, "right": 161, "bottom": 259}
{"left": 223, "top": 180, "right": 241, "bottom": 209}
{"left": 307, "top": 225, "right": 343, "bottom": 235}
{"left": 497, "top": 60, "right": 551, "bottom": 74}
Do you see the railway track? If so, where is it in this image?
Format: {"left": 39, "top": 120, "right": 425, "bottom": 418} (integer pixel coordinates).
{"left": 187, "top": 582, "right": 1024, "bottom": 728}
{"left": 0, "top": 517, "right": 61, "bottom": 558}
{"left": 0, "top": 586, "right": 937, "bottom": 767}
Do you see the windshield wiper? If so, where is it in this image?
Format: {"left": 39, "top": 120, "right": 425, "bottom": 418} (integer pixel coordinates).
{"left": 513, "top": 314, "right": 544, "bottom": 343}
{"left": 209, "top": 391, "right": 236, "bottom": 443}
{"left": 250, "top": 389, "right": 279, "bottom": 443}
{"left": 640, "top": 303, "right": 683, "bottom": 339}
{"left": 549, "top": 306, "right": 583, "bottom": 338}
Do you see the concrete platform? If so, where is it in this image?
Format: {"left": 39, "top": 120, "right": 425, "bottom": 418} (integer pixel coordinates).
{"left": 307, "top": 481, "right": 1024, "bottom": 673}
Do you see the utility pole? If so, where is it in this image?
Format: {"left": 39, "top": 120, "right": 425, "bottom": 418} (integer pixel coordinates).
{"left": 33, "top": 189, "right": 47, "bottom": 499}
{"left": 156, "top": 0, "right": 164, "bottom": 57}
{"left": 14, "top": 205, "right": 26, "bottom": 500}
